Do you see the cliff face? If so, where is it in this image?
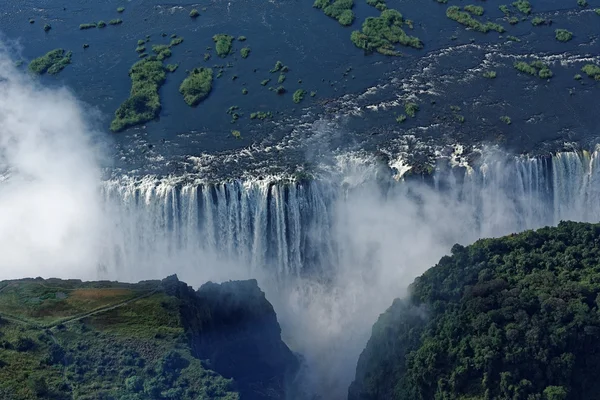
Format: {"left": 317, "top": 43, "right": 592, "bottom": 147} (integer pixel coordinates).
{"left": 349, "top": 222, "right": 600, "bottom": 400}
{"left": 0, "top": 274, "right": 298, "bottom": 400}
{"left": 164, "top": 275, "right": 300, "bottom": 399}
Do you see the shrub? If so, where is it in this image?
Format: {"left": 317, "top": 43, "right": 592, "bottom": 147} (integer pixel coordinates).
{"left": 117, "top": 6, "right": 125, "bottom": 12}
{"left": 274, "top": 85, "right": 286, "bottom": 94}
{"left": 15, "top": 337, "right": 35, "bottom": 352}
{"left": 278, "top": 74, "right": 286, "bottom": 84}
{"left": 483, "top": 70, "right": 497, "bottom": 78}
{"left": 250, "top": 111, "right": 273, "bottom": 120}
{"left": 514, "top": 61, "right": 537, "bottom": 75}
{"left": 97, "top": 20, "right": 107, "bottom": 28}
{"left": 405, "top": 102, "right": 419, "bottom": 117}
{"left": 108, "top": 19, "right": 123, "bottom": 25}
{"left": 581, "top": 64, "right": 600, "bottom": 80}
{"left": 446, "top": 6, "right": 505, "bottom": 33}
{"left": 152, "top": 44, "right": 171, "bottom": 60}
{"left": 514, "top": 60, "right": 553, "bottom": 79}
{"left": 574, "top": 74, "right": 582, "bottom": 80}
{"left": 43, "top": 23, "right": 51, "bottom": 32}
{"left": 351, "top": 9, "right": 423, "bottom": 56}
{"left": 231, "top": 130, "right": 241, "bottom": 139}
{"left": 396, "top": 114, "right": 407, "bottom": 123}
{"left": 512, "top": 0, "right": 531, "bottom": 14}
{"left": 238, "top": 36, "right": 247, "bottom": 41}
{"left": 190, "top": 9, "right": 200, "bottom": 18}
{"left": 179, "top": 67, "right": 213, "bottom": 106}
{"left": 28, "top": 49, "right": 72, "bottom": 75}
{"left": 499, "top": 5, "right": 510, "bottom": 15}
{"left": 577, "top": 0, "right": 587, "bottom": 7}
{"left": 212, "top": 34, "right": 234, "bottom": 57}
{"left": 240, "top": 47, "right": 251, "bottom": 58}
{"left": 166, "top": 64, "right": 178, "bottom": 72}
{"left": 293, "top": 89, "right": 306, "bottom": 103}
{"left": 270, "top": 61, "right": 285, "bottom": 73}
{"left": 464, "top": 5, "right": 484, "bottom": 16}
{"left": 79, "top": 23, "right": 97, "bottom": 29}
{"left": 500, "top": 115, "right": 512, "bottom": 124}
{"left": 170, "top": 37, "right": 184, "bottom": 46}
{"left": 531, "top": 17, "right": 546, "bottom": 25}
{"left": 555, "top": 29, "right": 573, "bottom": 42}
{"left": 314, "top": 0, "right": 355, "bottom": 26}
{"left": 261, "top": 79, "right": 270, "bottom": 86}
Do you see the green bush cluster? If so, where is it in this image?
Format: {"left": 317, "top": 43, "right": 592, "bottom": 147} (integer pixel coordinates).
{"left": 499, "top": 5, "right": 510, "bottom": 15}
{"left": 405, "top": 102, "right": 419, "bottom": 117}
{"left": 110, "top": 58, "right": 166, "bottom": 132}
{"left": 190, "top": 9, "right": 200, "bottom": 18}
{"left": 555, "top": 29, "right": 573, "bottom": 42}
{"left": 531, "top": 17, "right": 546, "bottom": 26}
{"left": 313, "top": 0, "right": 355, "bottom": 26}
{"left": 349, "top": 221, "right": 600, "bottom": 400}
{"left": 79, "top": 23, "right": 97, "bottom": 29}
{"left": 28, "top": 49, "right": 72, "bottom": 75}
{"left": 97, "top": 20, "right": 107, "bottom": 28}
{"left": 578, "top": 0, "right": 588, "bottom": 7}
{"left": 581, "top": 64, "right": 600, "bottom": 80}
{"left": 500, "top": 115, "right": 512, "bottom": 124}
{"left": 212, "top": 34, "right": 234, "bottom": 57}
{"left": 179, "top": 67, "right": 214, "bottom": 106}
{"left": 514, "top": 60, "right": 553, "bottom": 79}
{"left": 108, "top": 19, "right": 123, "bottom": 25}
{"left": 367, "top": 0, "right": 387, "bottom": 11}
{"left": 483, "top": 70, "right": 497, "bottom": 78}
{"left": 250, "top": 111, "right": 273, "bottom": 120}
{"left": 240, "top": 47, "right": 251, "bottom": 58}
{"left": 446, "top": 6, "right": 505, "bottom": 33}
{"left": 152, "top": 44, "right": 172, "bottom": 60}
{"left": 269, "top": 61, "right": 289, "bottom": 73}
{"left": 350, "top": 9, "right": 422, "bottom": 56}
{"left": 464, "top": 5, "right": 484, "bottom": 16}
{"left": 170, "top": 37, "right": 184, "bottom": 47}
{"left": 117, "top": 6, "right": 125, "bottom": 13}
{"left": 292, "top": 89, "right": 306, "bottom": 103}
{"left": 512, "top": 0, "right": 531, "bottom": 14}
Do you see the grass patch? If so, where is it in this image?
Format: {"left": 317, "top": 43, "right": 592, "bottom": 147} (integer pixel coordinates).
{"left": 514, "top": 60, "right": 553, "bottom": 79}
{"left": 464, "top": 5, "right": 484, "bottom": 16}
{"left": 350, "top": 9, "right": 422, "bottom": 56}
{"left": 79, "top": 23, "right": 97, "bottom": 29}
{"left": 446, "top": 6, "right": 505, "bottom": 33}
{"left": 240, "top": 47, "right": 251, "bottom": 58}
{"left": 293, "top": 89, "right": 306, "bottom": 103}
{"left": 512, "top": 0, "right": 531, "bottom": 14}
{"left": 483, "top": 70, "right": 497, "bottom": 78}
{"left": 28, "top": 49, "right": 72, "bottom": 75}
{"left": 313, "top": 0, "right": 355, "bottom": 26}
{"left": 111, "top": 58, "right": 166, "bottom": 132}
{"left": 405, "top": 102, "right": 419, "bottom": 117}
{"left": 179, "top": 67, "right": 214, "bottom": 106}
{"left": 212, "top": 34, "right": 234, "bottom": 57}
{"left": 555, "top": 29, "right": 573, "bottom": 42}
{"left": 190, "top": 9, "right": 200, "bottom": 18}
{"left": 581, "top": 64, "right": 600, "bottom": 80}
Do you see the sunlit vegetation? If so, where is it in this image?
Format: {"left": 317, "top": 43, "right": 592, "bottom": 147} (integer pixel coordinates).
{"left": 512, "top": 0, "right": 531, "bottom": 14}
{"left": 204, "top": 53, "right": 211, "bottom": 61}
{"left": 231, "top": 130, "right": 241, "bottom": 139}
{"left": 483, "top": 70, "right": 497, "bottom": 78}
{"left": 405, "top": 102, "right": 419, "bottom": 117}
{"left": 464, "top": 5, "right": 484, "bottom": 16}
{"left": 43, "top": 24, "right": 51, "bottom": 32}
{"left": 28, "top": 49, "right": 72, "bottom": 75}
{"left": 152, "top": 45, "right": 172, "bottom": 61}
{"left": 508, "top": 16, "right": 519, "bottom": 24}
{"left": 500, "top": 115, "right": 512, "bottom": 124}
{"left": 574, "top": 74, "right": 582, "bottom": 80}
{"left": 190, "top": 9, "right": 200, "bottom": 18}
{"left": 396, "top": 114, "right": 407, "bottom": 123}
{"left": 555, "top": 29, "right": 573, "bottom": 42}
{"left": 455, "top": 114, "right": 465, "bottom": 123}
{"left": 136, "top": 45, "right": 146, "bottom": 53}
{"left": 83, "top": 43, "right": 89, "bottom": 49}
{"left": 166, "top": 64, "right": 178, "bottom": 73}
{"left": 367, "top": 0, "right": 387, "bottom": 11}
{"left": 499, "top": 5, "right": 510, "bottom": 15}
{"left": 578, "top": 0, "right": 588, "bottom": 7}
{"left": 242, "top": 88, "right": 248, "bottom": 95}
{"left": 292, "top": 89, "right": 306, "bottom": 103}
{"left": 310, "top": 91, "right": 317, "bottom": 97}
{"left": 531, "top": 17, "right": 546, "bottom": 26}
{"left": 514, "top": 60, "right": 553, "bottom": 79}
{"left": 179, "top": 67, "right": 213, "bottom": 106}
{"left": 350, "top": 9, "right": 422, "bottom": 56}
{"left": 274, "top": 85, "right": 286, "bottom": 94}
{"left": 278, "top": 74, "right": 286, "bottom": 84}
{"left": 212, "top": 34, "right": 234, "bottom": 57}
{"left": 97, "top": 20, "right": 107, "bottom": 28}
{"left": 261, "top": 79, "right": 270, "bottom": 86}
{"left": 446, "top": 6, "right": 505, "bottom": 33}
{"left": 110, "top": 58, "right": 166, "bottom": 132}
{"left": 79, "top": 23, "right": 97, "bottom": 29}
{"left": 507, "top": 35, "right": 521, "bottom": 42}
{"left": 596, "top": 8, "right": 600, "bottom": 15}
{"left": 170, "top": 37, "right": 184, "bottom": 47}
{"left": 137, "top": 39, "right": 146, "bottom": 46}
{"left": 240, "top": 47, "right": 251, "bottom": 58}
{"left": 117, "top": 6, "right": 125, "bottom": 12}
{"left": 250, "top": 111, "right": 273, "bottom": 120}
{"left": 108, "top": 19, "right": 123, "bottom": 25}
{"left": 238, "top": 36, "right": 247, "bottom": 41}
{"left": 581, "top": 64, "right": 600, "bottom": 80}
{"left": 313, "top": 0, "right": 355, "bottom": 26}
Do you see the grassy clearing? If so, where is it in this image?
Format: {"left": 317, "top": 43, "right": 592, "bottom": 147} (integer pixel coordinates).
{"left": 179, "top": 67, "right": 214, "bottom": 106}
{"left": 313, "top": 0, "right": 355, "bottom": 26}
{"left": 111, "top": 57, "right": 166, "bottom": 132}
{"left": 28, "top": 49, "right": 72, "bottom": 75}
{"left": 350, "top": 9, "right": 422, "bottom": 56}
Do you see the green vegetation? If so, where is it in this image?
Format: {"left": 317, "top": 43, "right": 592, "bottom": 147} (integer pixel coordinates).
{"left": 111, "top": 58, "right": 166, "bottom": 132}
{"left": 43, "top": 24, "right": 51, "bottom": 32}
{"left": 83, "top": 43, "right": 89, "bottom": 49}
{"left": 512, "top": 0, "right": 531, "bottom": 14}
{"left": 514, "top": 60, "right": 553, "bottom": 79}
{"left": 578, "top": 0, "right": 588, "bottom": 7}
{"left": 179, "top": 67, "right": 214, "bottom": 106}
{"left": 242, "top": 88, "right": 248, "bottom": 95}
{"left": 292, "top": 89, "right": 306, "bottom": 103}
{"left": 170, "top": 37, "right": 184, "bottom": 47}
{"left": 238, "top": 36, "right": 247, "bottom": 41}
{"left": 250, "top": 111, "right": 273, "bottom": 120}
{"left": 204, "top": 53, "right": 211, "bottom": 61}
{"left": 240, "top": 47, "right": 251, "bottom": 58}
{"left": 117, "top": 6, "right": 125, "bottom": 13}
{"left": 136, "top": 45, "right": 146, "bottom": 53}
{"left": 274, "top": 85, "right": 286, "bottom": 94}
{"left": 152, "top": 44, "right": 172, "bottom": 60}
{"left": 464, "top": 5, "right": 484, "bottom": 16}
{"left": 405, "top": 102, "right": 419, "bottom": 117}
{"left": 108, "top": 19, "right": 123, "bottom": 25}
{"left": 231, "top": 130, "right": 241, "bottom": 139}
{"left": 508, "top": 16, "right": 519, "bottom": 24}
{"left": 97, "top": 20, "right": 106, "bottom": 28}
{"left": 190, "top": 9, "right": 200, "bottom": 18}
{"left": 313, "top": 0, "right": 355, "bottom": 26}
{"left": 350, "top": 9, "right": 422, "bottom": 56}
{"left": 499, "top": 5, "right": 510, "bottom": 15}
{"left": 396, "top": 114, "right": 407, "bottom": 123}
{"left": 483, "top": 70, "right": 497, "bottom": 79}
{"left": 166, "top": 64, "right": 178, "bottom": 73}
{"left": 455, "top": 114, "right": 465, "bottom": 123}
{"left": 310, "top": 91, "right": 317, "bottom": 97}
{"left": 349, "top": 221, "right": 600, "bottom": 400}
{"left": 367, "top": 0, "right": 387, "bottom": 11}
{"left": 555, "top": 29, "right": 573, "bottom": 42}
{"left": 261, "top": 79, "right": 270, "bottom": 86}
{"left": 137, "top": 39, "right": 146, "bottom": 46}
{"left": 212, "top": 34, "right": 234, "bottom": 57}
{"left": 446, "top": 6, "right": 505, "bottom": 33}
{"left": 278, "top": 74, "right": 286, "bottom": 84}
{"left": 596, "top": 8, "right": 600, "bottom": 15}
{"left": 507, "top": 35, "right": 521, "bottom": 42}
{"left": 28, "top": 49, "right": 72, "bottom": 75}
{"left": 581, "top": 64, "right": 600, "bottom": 80}
{"left": 270, "top": 61, "right": 286, "bottom": 73}
{"left": 574, "top": 73, "right": 582, "bottom": 80}
{"left": 531, "top": 17, "right": 546, "bottom": 25}
{"left": 79, "top": 23, "right": 97, "bottom": 30}
{"left": 500, "top": 115, "right": 512, "bottom": 124}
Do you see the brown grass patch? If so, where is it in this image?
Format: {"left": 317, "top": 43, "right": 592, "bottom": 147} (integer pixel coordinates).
{"left": 70, "top": 288, "right": 134, "bottom": 300}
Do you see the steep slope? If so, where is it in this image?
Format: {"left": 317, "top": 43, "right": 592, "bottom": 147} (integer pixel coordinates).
{"left": 349, "top": 221, "right": 600, "bottom": 400}
{"left": 0, "top": 275, "right": 298, "bottom": 400}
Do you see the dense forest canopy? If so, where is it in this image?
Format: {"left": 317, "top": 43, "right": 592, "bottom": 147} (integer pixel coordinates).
{"left": 349, "top": 221, "right": 600, "bottom": 400}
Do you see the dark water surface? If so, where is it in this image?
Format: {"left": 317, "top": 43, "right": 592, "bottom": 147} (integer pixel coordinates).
{"left": 1, "top": 0, "right": 599, "bottom": 178}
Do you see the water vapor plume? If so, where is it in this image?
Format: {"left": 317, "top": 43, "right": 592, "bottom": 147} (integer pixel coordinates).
{"left": 0, "top": 46, "right": 106, "bottom": 280}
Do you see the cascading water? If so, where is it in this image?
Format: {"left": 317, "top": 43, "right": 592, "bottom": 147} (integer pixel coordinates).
{"left": 95, "top": 148, "right": 600, "bottom": 399}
